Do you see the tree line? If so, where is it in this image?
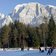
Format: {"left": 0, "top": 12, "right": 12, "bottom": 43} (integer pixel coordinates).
{"left": 0, "top": 16, "right": 56, "bottom": 49}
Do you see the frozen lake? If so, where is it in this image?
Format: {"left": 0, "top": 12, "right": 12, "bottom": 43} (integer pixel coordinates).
{"left": 0, "top": 49, "right": 56, "bottom": 56}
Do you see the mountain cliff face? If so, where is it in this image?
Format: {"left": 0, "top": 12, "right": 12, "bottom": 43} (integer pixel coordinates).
{"left": 0, "top": 2, "right": 56, "bottom": 27}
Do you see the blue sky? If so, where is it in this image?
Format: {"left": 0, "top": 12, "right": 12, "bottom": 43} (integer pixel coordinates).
{"left": 0, "top": 0, "right": 56, "bottom": 15}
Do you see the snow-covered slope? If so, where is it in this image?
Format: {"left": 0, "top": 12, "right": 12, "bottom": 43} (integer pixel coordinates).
{"left": 0, "top": 13, "right": 13, "bottom": 28}
{"left": 0, "top": 2, "right": 56, "bottom": 27}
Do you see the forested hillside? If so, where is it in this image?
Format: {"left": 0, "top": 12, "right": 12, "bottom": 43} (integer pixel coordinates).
{"left": 0, "top": 16, "right": 56, "bottom": 49}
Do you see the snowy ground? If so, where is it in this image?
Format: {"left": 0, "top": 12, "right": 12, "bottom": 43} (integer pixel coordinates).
{"left": 0, "top": 49, "right": 56, "bottom": 56}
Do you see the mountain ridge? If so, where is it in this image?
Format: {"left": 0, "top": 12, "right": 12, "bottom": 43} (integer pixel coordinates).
{"left": 0, "top": 2, "right": 56, "bottom": 27}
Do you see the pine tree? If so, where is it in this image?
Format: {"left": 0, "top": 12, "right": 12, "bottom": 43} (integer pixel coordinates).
{"left": 13, "top": 27, "right": 18, "bottom": 47}
{"left": 26, "top": 26, "right": 40, "bottom": 48}
{"left": 1, "top": 25, "right": 11, "bottom": 48}
{"left": 9, "top": 23, "right": 15, "bottom": 47}
{"left": 14, "top": 21, "right": 27, "bottom": 48}
{"left": 47, "top": 16, "right": 55, "bottom": 46}
{"left": 52, "top": 26, "right": 56, "bottom": 47}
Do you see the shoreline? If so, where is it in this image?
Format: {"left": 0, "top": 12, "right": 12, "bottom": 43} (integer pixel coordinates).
{"left": 0, "top": 47, "right": 56, "bottom": 51}
{"left": 0, "top": 48, "right": 38, "bottom": 51}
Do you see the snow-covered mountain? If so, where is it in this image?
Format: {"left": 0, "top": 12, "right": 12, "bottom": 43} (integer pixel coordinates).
{"left": 10, "top": 2, "right": 56, "bottom": 26}
{"left": 0, "top": 13, "right": 13, "bottom": 28}
{"left": 0, "top": 2, "right": 56, "bottom": 27}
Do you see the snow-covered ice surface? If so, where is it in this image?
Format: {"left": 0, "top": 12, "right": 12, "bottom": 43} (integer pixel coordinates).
{"left": 0, "top": 49, "right": 56, "bottom": 56}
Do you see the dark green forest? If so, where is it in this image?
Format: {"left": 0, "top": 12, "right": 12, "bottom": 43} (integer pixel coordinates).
{"left": 0, "top": 16, "right": 56, "bottom": 49}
